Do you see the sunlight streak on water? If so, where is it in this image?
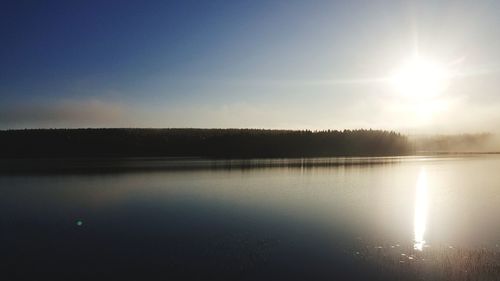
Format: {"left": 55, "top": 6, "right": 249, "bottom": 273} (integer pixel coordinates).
{"left": 414, "top": 167, "right": 428, "bottom": 251}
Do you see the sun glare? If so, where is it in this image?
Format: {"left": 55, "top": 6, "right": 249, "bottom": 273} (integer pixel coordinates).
{"left": 414, "top": 167, "right": 429, "bottom": 251}
{"left": 390, "top": 56, "right": 450, "bottom": 98}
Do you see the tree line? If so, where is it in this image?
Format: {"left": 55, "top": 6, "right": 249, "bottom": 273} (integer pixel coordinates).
{"left": 0, "top": 128, "right": 412, "bottom": 158}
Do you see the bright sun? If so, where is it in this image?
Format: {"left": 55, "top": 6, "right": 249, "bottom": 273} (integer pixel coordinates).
{"left": 390, "top": 56, "right": 450, "bottom": 98}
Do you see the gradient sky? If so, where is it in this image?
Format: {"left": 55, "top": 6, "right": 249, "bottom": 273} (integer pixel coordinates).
{"left": 2, "top": 0, "right": 500, "bottom": 133}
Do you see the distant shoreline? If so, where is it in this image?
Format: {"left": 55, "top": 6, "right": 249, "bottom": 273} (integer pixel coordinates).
{"left": 0, "top": 128, "right": 411, "bottom": 159}
{"left": 1, "top": 128, "right": 496, "bottom": 159}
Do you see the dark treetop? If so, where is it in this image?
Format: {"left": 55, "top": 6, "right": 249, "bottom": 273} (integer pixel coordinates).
{"left": 0, "top": 128, "right": 411, "bottom": 159}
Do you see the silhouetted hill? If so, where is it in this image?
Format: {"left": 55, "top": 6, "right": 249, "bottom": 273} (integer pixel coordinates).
{"left": 0, "top": 129, "right": 411, "bottom": 158}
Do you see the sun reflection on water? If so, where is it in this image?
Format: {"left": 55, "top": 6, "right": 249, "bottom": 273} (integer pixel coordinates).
{"left": 414, "top": 167, "right": 428, "bottom": 251}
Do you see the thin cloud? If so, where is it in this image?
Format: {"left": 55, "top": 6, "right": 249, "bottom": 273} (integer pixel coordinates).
{"left": 0, "top": 99, "right": 128, "bottom": 128}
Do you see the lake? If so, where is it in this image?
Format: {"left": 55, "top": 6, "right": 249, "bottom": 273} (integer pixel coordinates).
{"left": 2, "top": 155, "right": 500, "bottom": 280}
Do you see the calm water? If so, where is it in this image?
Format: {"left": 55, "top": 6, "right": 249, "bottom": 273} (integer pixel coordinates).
{"left": 2, "top": 155, "right": 500, "bottom": 280}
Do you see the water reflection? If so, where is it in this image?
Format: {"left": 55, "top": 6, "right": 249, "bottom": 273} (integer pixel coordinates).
{"left": 5, "top": 156, "right": 500, "bottom": 280}
{"left": 414, "top": 167, "right": 428, "bottom": 251}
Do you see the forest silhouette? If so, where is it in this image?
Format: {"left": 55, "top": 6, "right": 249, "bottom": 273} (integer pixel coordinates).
{"left": 0, "top": 129, "right": 411, "bottom": 158}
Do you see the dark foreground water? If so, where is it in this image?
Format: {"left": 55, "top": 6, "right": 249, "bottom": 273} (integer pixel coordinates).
{"left": 2, "top": 155, "right": 500, "bottom": 280}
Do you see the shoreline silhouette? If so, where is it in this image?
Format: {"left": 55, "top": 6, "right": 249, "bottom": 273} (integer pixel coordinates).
{"left": 0, "top": 128, "right": 411, "bottom": 158}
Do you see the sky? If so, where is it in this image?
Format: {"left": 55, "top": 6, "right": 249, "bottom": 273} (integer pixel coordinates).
{"left": 2, "top": 0, "right": 500, "bottom": 133}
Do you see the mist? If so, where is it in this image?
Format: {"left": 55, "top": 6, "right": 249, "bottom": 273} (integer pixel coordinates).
{"left": 411, "top": 133, "right": 500, "bottom": 153}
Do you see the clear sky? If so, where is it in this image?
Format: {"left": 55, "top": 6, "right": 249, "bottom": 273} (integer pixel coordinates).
{"left": 2, "top": 0, "right": 500, "bottom": 133}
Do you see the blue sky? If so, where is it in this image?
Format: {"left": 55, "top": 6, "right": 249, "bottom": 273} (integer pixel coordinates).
{"left": 2, "top": 0, "right": 500, "bottom": 132}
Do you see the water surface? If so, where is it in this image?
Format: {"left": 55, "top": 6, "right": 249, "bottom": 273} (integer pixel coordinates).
{"left": 2, "top": 155, "right": 500, "bottom": 280}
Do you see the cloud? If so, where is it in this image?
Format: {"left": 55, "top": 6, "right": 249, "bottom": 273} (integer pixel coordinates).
{"left": 0, "top": 99, "right": 128, "bottom": 128}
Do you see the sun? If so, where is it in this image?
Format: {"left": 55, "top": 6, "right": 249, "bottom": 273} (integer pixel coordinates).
{"left": 389, "top": 56, "right": 450, "bottom": 98}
